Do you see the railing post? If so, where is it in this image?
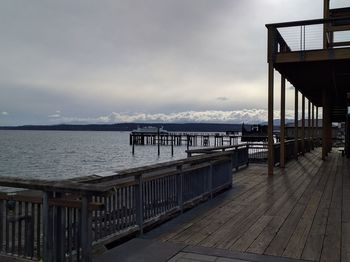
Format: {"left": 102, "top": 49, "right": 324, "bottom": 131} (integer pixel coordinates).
{"left": 208, "top": 163, "right": 213, "bottom": 199}
{"left": 55, "top": 193, "right": 65, "bottom": 262}
{"left": 176, "top": 165, "right": 183, "bottom": 213}
{"left": 43, "top": 192, "right": 53, "bottom": 262}
{"left": 135, "top": 174, "right": 144, "bottom": 234}
{"left": 234, "top": 147, "right": 239, "bottom": 171}
{"left": 81, "top": 194, "right": 93, "bottom": 262}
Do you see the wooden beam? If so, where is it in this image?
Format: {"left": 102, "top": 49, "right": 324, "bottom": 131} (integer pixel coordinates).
{"left": 275, "top": 48, "right": 350, "bottom": 63}
{"left": 268, "top": 62, "right": 274, "bottom": 175}
{"left": 294, "top": 88, "right": 299, "bottom": 159}
{"left": 280, "top": 76, "right": 286, "bottom": 168}
{"left": 328, "top": 25, "right": 350, "bottom": 32}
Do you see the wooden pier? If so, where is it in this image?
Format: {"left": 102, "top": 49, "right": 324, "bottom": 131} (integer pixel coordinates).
{"left": 129, "top": 132, "right": 241, "bottom": 147}
{"left": 0, "top": 139, "right": 321, "bottom": 262}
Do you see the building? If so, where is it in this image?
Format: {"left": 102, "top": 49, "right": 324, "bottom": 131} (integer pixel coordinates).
{"left": 266, "top": 0, "right": 350, "bottom": 174}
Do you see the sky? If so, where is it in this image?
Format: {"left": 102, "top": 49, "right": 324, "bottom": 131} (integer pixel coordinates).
{"left": 0, "top": 0, "right": 346, "bottom": 126}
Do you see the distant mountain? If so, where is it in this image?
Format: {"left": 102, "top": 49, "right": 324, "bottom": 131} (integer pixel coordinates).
{"left": 0, "top": 123, "right": 250, "bottom": 133}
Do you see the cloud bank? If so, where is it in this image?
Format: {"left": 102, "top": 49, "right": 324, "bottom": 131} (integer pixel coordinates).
{"left": 45, "top": 109, "right": 296, "bottom": 125}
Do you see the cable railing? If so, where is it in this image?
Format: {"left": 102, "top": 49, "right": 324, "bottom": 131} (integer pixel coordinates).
{"left": 266, "top": 16, "right": 350, "bottom": 61}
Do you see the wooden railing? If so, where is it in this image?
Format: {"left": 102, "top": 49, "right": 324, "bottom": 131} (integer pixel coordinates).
{"left": 186, "top": 139, "right": 320, "bottom": 168}
{"left": 186, "top": 144, "right": 249, "bottom": 170}
{"left": 0, "top": 150, "right": 239, "bottom": 262}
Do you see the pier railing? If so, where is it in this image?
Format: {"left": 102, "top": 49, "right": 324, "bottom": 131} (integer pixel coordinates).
{"left": 0, "top": 150, "right": 238, "bottom": 262}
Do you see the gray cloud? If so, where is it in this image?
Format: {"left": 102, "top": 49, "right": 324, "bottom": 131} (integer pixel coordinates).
{"left": 0, "top": 0, "right": 324, "bottom": 125}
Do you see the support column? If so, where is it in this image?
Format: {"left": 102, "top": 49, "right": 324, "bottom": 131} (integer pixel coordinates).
{"left": 326, "top": 103, "right": 332, "bottom": 153}
{"left": 312, "top": 103, "right": 315, "bottom": 149}
{"left": 268, "top": 63, "right": 274, "bottom": 175}
{"left": 308, "top": 99, "right": 311, "bottom": 152}
{"left": 294, "top": 88, "right": 299, "bottom": 159}
{"left": 316, "top": 106, "right": 319, "bottom": 142}
{"left": 301, "top": 94, "right": 305, "bottom": 154}
{"left": 280, "top": 76, "right": 286, "bottom": 168}
{"left": 346, "top": 93, "right": 350, "bottom": 158}
{"left": 322, "top": 89, "right": 327, "bottom": 160}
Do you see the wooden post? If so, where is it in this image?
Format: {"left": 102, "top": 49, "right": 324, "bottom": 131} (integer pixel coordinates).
{"left": 81, "top": 194, "right": 92, "bottom": 262}
{"left": 280, "top": 76, "right": 286, "bottom": 168}
{"left": 208, "top": 163, "right": 213, "bottom": 199}
{"left": 316, "top": 106, "right": 319, "bottom": 141}
{"left": 294, "top": 88, "right": 299, "bottom": 159}
{"left": 322, "top": 89, "right": 327, "bottom": 160}
{"left": 135, "top": 175, "right": 144, "bottom": 234}
{"left": 267, "top": 27, "right": 277, "bottom": 175}
{"left": 308, "top": 99, "right": 311, "bottom": 151}
{"left": 43, "top": 192, "right": 53, "bottom": 262}
{"left": 301, "top": 94, "right": 305, "bottom": 154}
{"left": 171, "top": 135, "right": 174, "bottom": 156}
{"left": 176, "top": 165, "right": 183, "bottom": 213}
{"left": 157, "top": 128, "right": 160, "bottom": 156}
{"left": 55, "top": 193, "right": 65, "bottom": 262}
{"left": 326, "top": 102, "right": 332, "bottom": 153}
{"left": 132, "top": 136, "right": 135, "bottom": 155}
{"left": 267, "top": 63, "right": 274, "bottom": 175}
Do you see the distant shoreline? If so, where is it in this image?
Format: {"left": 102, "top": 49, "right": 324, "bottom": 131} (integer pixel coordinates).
{"left": 0, "top": 122, "right": 247, "bottom": 133}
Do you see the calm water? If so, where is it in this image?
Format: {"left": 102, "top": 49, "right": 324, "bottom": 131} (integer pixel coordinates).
{"left": 0, "top": 130, "right": 195, "bottom": 181}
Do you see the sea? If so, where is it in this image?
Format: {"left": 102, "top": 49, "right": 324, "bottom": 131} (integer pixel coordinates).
{"left": 0, "top": 130, "right": 214, "bottom": 182}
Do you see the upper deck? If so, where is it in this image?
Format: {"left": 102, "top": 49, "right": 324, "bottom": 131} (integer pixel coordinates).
{"left": 266, "top": 16, "right": 350, "bottom": 116}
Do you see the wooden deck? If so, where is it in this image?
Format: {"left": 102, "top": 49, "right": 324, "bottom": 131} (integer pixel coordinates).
{"left": 155, "top": 148, "right": 350, "bottom": 262}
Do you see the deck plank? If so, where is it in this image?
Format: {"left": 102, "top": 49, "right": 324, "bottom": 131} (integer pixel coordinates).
{"left": 282, "top": 155, "right": 337, "bottom": 260}
{"left": 262, "top": 156, "right": 326, "bottom": 257}
{"left": 246, "top": 154, "right": 323, "bottom": 255}
{"left": 320, "top": 154, "right": 342, "bottom": 262}
{"left": 201, "top": 159, "right": 308, "bottom": 249}
{"left": 301, "top": 156, "right": 338, "bottom": 261}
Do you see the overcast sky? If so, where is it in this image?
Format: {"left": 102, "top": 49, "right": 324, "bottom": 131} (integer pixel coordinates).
{"left": 1, "top": 0, "right": 346, "bottom": 125}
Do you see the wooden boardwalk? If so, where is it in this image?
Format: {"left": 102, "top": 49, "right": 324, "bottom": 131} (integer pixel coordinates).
{"left": 155, "top": 148, "right": 350, "bottom": 262}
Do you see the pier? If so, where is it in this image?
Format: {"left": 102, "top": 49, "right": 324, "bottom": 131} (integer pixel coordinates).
{"left": 130, "top": 132, "right": 241, "bottom": 147}
{"left": 0, "top": 138, "right": 322, "bottom": 262}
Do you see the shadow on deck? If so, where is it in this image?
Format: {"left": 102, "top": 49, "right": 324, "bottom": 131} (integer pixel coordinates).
{"left": 95, "top": 148, "right": 350, "bottom": 262}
